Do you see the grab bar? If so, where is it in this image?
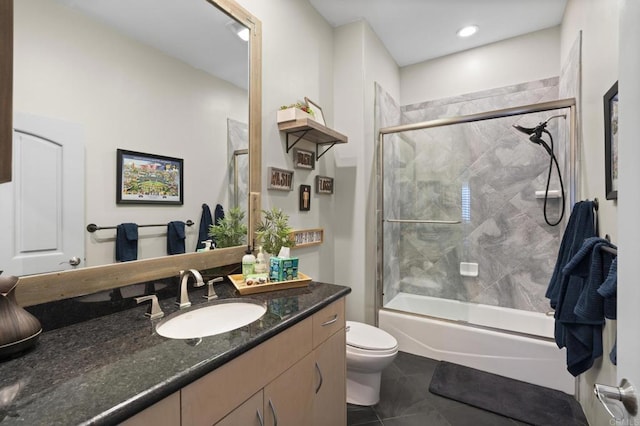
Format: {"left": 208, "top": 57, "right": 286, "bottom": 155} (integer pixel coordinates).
{"left": 384, "top": 219, "right": 461, "bottom": 225}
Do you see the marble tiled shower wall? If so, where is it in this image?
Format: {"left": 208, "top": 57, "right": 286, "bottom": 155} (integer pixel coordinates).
{"left": 378, "top": 78, "right": 570, "bottom": 313}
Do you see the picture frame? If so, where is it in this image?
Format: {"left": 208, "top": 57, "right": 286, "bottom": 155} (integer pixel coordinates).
{"left": 299, "top": 184, "right": 311, "bottom": 211}
{"left": 604, "top": 81, "right": 619, "bottom": 200}
{"left": 315, "top": 175, "right": 334, "bottom": 195}
{"left": 293, "top": 148, "right": 315, "bottom": 170}
{"left": 304, "top": 97, "right": 325, "bottom": 126}
{"left": 116, "top": 149, "right": 183, "bottom": 205}
{"left": 267, "top": 167, "right": 294, "bottom": 191}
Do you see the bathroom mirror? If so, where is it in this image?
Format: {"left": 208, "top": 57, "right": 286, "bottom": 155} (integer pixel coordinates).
{"left": 6, "top": 0, "right": 262, "bottom": 306}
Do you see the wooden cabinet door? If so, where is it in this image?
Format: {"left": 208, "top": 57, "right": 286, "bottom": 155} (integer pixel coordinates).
{"left": 216, "top": 390, "right": 264, "bottom": 426}
{"left": 312, "top": 329, "right": 346, "bottom": 426}
{"left": 121, "top": 392, "right": 181, "bottom": 426}
{"left": 263, "top": 352, "right": 314, "bottom": 426}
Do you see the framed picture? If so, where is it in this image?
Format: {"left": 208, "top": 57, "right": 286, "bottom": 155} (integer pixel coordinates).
{"left": 315, "top": 175, "right": 334, "bottom": 195}
{"left": 293, "top": 148, "right": 315, "bottom": 170}
{"left": 304, "top": 97, "right": 325, "bottom": 126}
{"left": 116, "top": 149, "right": 183, "bottom": 205}
{"left": 267, "top": 167, "right": 294, "bottom": 191}
{"left": 604, "top": 81, "right": 619, "bottom": 200}
{"left": 299, "top": 184, "right": 311, "bottom": 211}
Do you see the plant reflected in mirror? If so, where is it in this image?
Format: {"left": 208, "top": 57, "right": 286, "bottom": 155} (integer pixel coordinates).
{"left": 208, "top": 207, "right": 248, "bottom": 249}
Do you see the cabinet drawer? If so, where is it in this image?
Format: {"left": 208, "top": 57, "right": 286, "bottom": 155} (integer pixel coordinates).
{"left": 312, "top": 298, "right": 345, "bottom": 348}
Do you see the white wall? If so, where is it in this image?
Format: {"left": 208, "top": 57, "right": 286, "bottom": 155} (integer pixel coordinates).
{"left": 560, "top": 1, "right": 619, "bottom": 424}
{"left": 400, "top": 26, "right": 560, "bottom": 105}
{"left": 236, "top": 0, "right": 337, "bottom": 284}
{"left": 333, "top": 20, "right": 400, "bottom": 323}
{"left": 14, "top": 0, "right": 248, "bottom": 266}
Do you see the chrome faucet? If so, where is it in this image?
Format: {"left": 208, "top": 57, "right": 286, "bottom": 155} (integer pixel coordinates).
{"left": 176, "top": 269, "right": 204, "bottom": 308}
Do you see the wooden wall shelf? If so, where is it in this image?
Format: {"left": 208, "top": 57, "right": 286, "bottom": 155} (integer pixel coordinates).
{"left": 278, "top": 118, "right": 347, "bottom": 160}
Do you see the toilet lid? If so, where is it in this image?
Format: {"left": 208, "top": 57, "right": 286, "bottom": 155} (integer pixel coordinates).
{"left": 346, "top": 321, "right": 398, "bottom": 351}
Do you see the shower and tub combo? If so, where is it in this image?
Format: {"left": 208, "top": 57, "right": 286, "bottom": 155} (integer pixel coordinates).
{"left": 375, "top": 96, "right": 578, "bottom": 396}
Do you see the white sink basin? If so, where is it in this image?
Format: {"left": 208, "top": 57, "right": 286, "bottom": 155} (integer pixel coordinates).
{"left": 156, "top": 299, "right": 266, "bottom": 339}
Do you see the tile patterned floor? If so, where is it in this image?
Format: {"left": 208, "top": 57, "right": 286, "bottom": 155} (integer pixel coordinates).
{"left": 347, "top": 352, "right": 529, "bottom": 426}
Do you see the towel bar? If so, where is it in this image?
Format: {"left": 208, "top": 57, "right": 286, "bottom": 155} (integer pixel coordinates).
{"left": 86, "top": 220, "right": 194, "bottom": 233}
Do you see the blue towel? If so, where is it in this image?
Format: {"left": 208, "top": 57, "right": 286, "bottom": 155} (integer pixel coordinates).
{"left": 215, "top": 204, "right": 225, "bottom": 227}
{"left": 196, "top": 204, "right": 214, "bottom": 251}
{"left": 546, "top": 201, "right": 598, "bottom": 310}
{"left": 544, "top": 201, "right": 597, "bottom": 376}
{"left": 115, "top": 223, "right": 138, "bottom": 262}
{"left": 598, "top": 256, "right": 617, "bottom": 319}
{"left": 557, "top": 237, "right": 616, "bottom": 376}
{"left": 598, "top": 256, "right": 618, "bottom": 365}
{"left": 167, "top": 221, "right": 186, "bottom": 255}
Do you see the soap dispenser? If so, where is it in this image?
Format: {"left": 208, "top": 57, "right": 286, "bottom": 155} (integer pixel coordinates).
{"left": 254, "top": 246, "right": 267, "bottom": 274}
{"left": 242, "top": 246, "right": 256, "bottom": 279}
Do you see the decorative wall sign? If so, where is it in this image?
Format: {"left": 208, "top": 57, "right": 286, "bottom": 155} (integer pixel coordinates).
{"left": 293, "top": 148, "right": 315, "bottom": 170}
{"left": 604, "top": 81, "right": 618, "bottom": 200}
{"left": 299, "top": 184, "right": 311, "bottom": 211}
{"left": 315, "top": 175, "right": 334, "bottom": 194}
{"left": 267, "top": 167, "right": 294, "bottom": 191}
{"left": 116, "top": 149, "right": 183, "bottom": 205}
{"left": 290, "top": 228, "right": 324, "bottom": 248}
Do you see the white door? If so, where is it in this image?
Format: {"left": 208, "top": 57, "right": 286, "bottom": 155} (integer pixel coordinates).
{"left": 0, "top": 113, "right": 84, "bottom": 276}
{"left": 612, "top": 1, "right": 640, "bottom": 424}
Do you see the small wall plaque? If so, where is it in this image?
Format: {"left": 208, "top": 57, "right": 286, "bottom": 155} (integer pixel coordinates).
{"left": 315, "top": 175, "right": 334, "bottom": 194}
{"left": 290, "top": 228, "right": 324, "bottom": 248}
{"left": 267, "top": 167, "right": 294, "bottom": 191}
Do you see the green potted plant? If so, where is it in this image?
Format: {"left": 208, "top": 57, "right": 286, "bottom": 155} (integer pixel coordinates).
{"left": 277, "top": 102, "right": 315, "bottom": 123}
{"left": 207, "top": 207, "right": 248, "bottom": 248}
{"left": 255, "top": 207, "right": 295, "bottom": 256}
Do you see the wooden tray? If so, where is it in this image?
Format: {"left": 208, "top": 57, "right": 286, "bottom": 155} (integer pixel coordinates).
{"left": 228, "top": 272, "right": 312, "bottom": 295}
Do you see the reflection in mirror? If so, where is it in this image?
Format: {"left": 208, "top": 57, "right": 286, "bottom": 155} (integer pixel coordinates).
{"left": 5, "top": 0, "right": 251, "bottom": 276}
{"left": 227, "top": 118, "right": 248, "bottom": 217}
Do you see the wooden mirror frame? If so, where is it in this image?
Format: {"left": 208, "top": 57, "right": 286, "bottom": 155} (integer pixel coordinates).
{"left": 11, "top": 0, "right": 262, "bottom": 307}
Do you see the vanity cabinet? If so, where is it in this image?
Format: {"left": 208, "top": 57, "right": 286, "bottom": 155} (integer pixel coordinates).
{"left": 215, "top": 390, "right": 264, "bottom": 426}
{"left": 121, "top": 392, "right": 181, "bottom": 426}
{"left": 181, "top": 296, "right": 346, "bottom": 426}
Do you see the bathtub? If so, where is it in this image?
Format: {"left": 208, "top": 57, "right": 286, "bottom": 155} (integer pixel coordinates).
{"left": 379, "top": 292, "right": 575, "bottom": 394}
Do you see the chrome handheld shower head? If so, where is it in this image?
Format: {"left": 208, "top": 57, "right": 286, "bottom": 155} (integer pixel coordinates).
{"left": 513, "top": 124, "right": 541, "bottom": 135}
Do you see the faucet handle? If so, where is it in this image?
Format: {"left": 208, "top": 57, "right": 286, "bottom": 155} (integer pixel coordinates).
{"left": 135, "top": 295, "right": 164, "bottom": 320}
{"left": 203, "top": 277, "right": 224, "bottom": 301}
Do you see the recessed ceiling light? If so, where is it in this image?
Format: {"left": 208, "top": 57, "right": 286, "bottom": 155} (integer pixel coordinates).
{"left": 457, "top": 25, "right": 479, "bottom": 38}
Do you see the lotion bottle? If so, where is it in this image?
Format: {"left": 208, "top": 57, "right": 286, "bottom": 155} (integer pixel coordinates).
{"left": 242, "top": 247, "right": 256, "bottom": 279}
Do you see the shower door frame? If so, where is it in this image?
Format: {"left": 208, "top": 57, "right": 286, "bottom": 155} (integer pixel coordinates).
{"left": 375, "top": 98, "right": 578, "bottom": 325}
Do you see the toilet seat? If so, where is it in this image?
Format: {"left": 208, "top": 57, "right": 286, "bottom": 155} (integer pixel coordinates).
{"left": 346, "top": 321, "right": 398, "bottom": 352}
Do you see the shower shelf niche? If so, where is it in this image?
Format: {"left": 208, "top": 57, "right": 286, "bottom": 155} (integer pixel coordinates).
{"left": 278, "top": 117, "right": 348, "bottom": 160}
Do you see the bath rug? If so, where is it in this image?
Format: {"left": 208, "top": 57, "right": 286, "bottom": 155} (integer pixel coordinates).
{"left": 429, "top": 361, "right": 587, "bottom": 426}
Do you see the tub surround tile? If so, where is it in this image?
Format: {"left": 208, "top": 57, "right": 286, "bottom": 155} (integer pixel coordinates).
{"left": 377, "top": 77, "right": 565, "bottom": 314}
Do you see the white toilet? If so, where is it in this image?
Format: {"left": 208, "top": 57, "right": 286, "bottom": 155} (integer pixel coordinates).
{"left": 345, "top": 321, "right": 399, "bottom": 406}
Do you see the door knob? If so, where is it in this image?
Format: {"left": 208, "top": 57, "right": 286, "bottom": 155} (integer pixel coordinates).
{"left": 594, "top": 378, "right": 638, "bottom": 420}
{"left": 59, "top": 256, "right": 81, "bottom": 266}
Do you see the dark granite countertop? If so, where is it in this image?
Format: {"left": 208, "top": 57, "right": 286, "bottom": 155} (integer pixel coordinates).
{"left": 0, "top": 280, "right": 350, "bottom": 425}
